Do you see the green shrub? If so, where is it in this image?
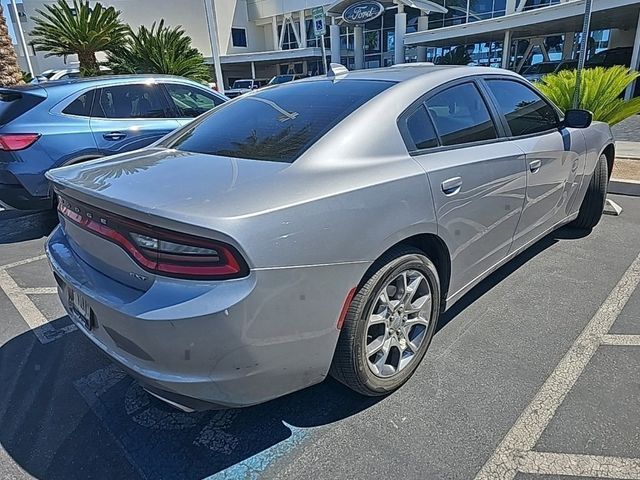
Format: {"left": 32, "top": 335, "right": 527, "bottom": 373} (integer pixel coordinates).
{"left": 107, "top": 20, "right": 210, "bottom": 83}
{"left": 536, "top": 66, "right": 640, "bottom": 126}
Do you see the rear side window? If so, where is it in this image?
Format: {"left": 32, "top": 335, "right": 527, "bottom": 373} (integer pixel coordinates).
{"left": 406, "top": 106, "right": 438, "bottom": 151}
{"left": 425, "top": 83, "right": 497, "bottom": 146}
{"left": 164, "top": 79, "right": 394, "bottom": 163}
{"left": 486, "top": 79, "right": 558, "bottom": 136}
{"left": 92, "top": 84, "right": 168, "bottom": 119}
{"left": 164, "top": 84, "right": 224, "bottom": 118}
{"left": 62, "top": 90, "right": 95, "bottom": 117}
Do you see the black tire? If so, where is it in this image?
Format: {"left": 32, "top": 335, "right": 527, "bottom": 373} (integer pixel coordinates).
{"left": 571, "top": 153, "right": 609, "bottom": 230}
{"left": 330, "top": 246, "right": 440, "bottom": 396}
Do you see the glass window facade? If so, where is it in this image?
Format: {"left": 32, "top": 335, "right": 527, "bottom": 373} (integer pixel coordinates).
{"left": 428, "top": 0, "right": 507, "bottom": 30}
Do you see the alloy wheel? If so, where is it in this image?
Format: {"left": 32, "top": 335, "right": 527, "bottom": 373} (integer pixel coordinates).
{"left": 364, "top": 269, "right": 432, "bottom": 378}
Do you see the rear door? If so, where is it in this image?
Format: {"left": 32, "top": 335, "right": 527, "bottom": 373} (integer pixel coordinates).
{"left": 483, "top": 78, "right": 583, "bottom": 250}
{"left": 161, "top": 82, "right": 226, "bottom": 127}
{"left": 403, "top": 80, "right": 527, "bottom": 297}
{"left": 89, "top": 82, "right": 179, "bottom": 155}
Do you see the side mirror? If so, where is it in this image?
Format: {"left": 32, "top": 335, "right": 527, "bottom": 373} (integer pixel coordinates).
{"left": 564, "top": 109, "right": 593, "bottom": 129}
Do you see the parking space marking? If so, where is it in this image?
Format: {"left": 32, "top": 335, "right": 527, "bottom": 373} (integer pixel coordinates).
{"left": 601, "top": 334, "right": 640, "bottom": 346}
{"left": 22, "top": 287, "right": 58, "bottom": 295}
{"left": 0, "top": 254, "right": 47, "bottom": 270}
{"left": 0, "top": 269, "right": 49, "bottom": 330}
{"left": 475, "top": 252, "right": 640, "bottom": 480}
{"left": 518, "top": 451, "right": 640, "bottom": 479}
{"left": 0, "top": 254, "right": 76, "bottom": 344}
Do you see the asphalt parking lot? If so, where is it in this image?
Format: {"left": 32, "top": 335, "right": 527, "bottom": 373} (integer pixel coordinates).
{"left": 1, "top": 194, "right": 639, "bottom": 480}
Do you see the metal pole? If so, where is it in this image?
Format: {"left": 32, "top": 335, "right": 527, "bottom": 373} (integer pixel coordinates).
{"left": 573, "top": 0, "right": 593, "bottom": 109}
{"left": 9, "top": 0, "right": 34, "bottom": 77}
{"left": 204, "top": 0, "right": 225, "bottom": 94}
{"left": 320, "top": 34, "right": 328, "bottom": 74}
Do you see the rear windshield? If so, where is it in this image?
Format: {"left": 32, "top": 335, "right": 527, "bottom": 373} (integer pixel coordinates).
{"left": 163, "top": 79, "right": 394, "bottom": 163}
{"left": 269, "top": 75, "right": 294, "bottom": 85}
{"left": 233, "top": 80, "right": 253, "bottom": 89}
{"left": 525, "top": 63, "right": 557, "bottom": 75}
{"left": 0, "top": 89, "right": 46, "bottom": 126}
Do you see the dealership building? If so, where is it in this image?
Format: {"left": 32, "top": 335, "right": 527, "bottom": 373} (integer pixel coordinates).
{"left": 7, "top": 0, "right": 640, "bottom": 92}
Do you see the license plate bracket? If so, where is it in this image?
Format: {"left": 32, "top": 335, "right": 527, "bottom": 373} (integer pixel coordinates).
{"left": 68, "top": 289, "right": 94, "bottom": 330}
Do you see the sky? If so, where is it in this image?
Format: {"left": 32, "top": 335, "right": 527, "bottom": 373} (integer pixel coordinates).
{"left": 2, "top": 0, "right": 21, "bottom": 44}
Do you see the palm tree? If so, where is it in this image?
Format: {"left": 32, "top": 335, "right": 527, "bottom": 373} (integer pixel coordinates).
{"left": 0, "top": 4, "right": 24, "bottom": 86}
{"left": 29, "top": 0, "right": 127, "bottom": 77}
{"left": 107, "top": 20, "right": 210, "bottom": 82}
{"left": 537, "top": 65, "right": 640, "bottom": 125}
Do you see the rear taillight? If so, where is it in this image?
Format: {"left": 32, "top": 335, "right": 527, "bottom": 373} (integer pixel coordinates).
{"left": 0, "top": 133, "right": 40, "bottom": 151}
{"left": 57, "top": 196, "right": 247, "bottom": 280}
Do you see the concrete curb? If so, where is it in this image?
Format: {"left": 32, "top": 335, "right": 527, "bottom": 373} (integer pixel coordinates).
{"left": 610, "top": 179, "right": 640, "bottom": 197}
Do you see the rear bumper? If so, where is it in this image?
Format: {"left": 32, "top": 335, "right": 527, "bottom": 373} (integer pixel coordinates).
{"left": 0, "top": 183, "right": 53, "bottom": 210}
{"left": 46, "top": 225, "right": 365, "bottom": 409}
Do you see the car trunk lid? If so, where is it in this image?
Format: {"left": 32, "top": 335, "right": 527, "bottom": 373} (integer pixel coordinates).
{"left": 47, "top": 148, "right": 290, "bottom": 288}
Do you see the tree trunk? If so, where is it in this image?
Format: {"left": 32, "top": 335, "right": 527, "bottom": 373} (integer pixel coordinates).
{"left": 78, "top": 50, "right": 99, "bottom": 77}
{"left": 0, "top": 4, "right": 24, "bottom": 86}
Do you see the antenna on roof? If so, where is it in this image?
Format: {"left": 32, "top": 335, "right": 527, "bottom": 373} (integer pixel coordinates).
{"left": 327, "top": 63, "right": 349, "bottom": 78}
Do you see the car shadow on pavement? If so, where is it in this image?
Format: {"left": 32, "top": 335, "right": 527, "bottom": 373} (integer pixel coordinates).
{"left": 436, "top": 225, "right": 588, "bottom": 332}
{"left": 0, "top": 316, "right": 379, "bottom": 480}
{"left": 0, "top": 224, "right": 588, "bottom": 480}
{"left": 0, "top": 210, "right": 58, "bottom": 244}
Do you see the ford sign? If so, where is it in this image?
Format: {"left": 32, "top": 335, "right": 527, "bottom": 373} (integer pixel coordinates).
{"left": 342, "top": 1, "right": 384, "bottom": 24}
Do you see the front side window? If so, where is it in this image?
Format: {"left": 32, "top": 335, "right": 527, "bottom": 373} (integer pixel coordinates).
{"left": 92, "top": 84, "right": 167, "bottom": 119}
{"left": 163, "top": 79, "right": 394, "bottom": 163}
{"left": 425, "top": 83, "right": 497, "bottom": 146}
{"left": 406, "top": 106, "right": 439, "bottom": 151}
{"left": 486, "top": 79, "right": 558, "bottom": 136}
{"left": 63, "top": 89, "right": 95, "bottom": 117}
{"left": 165, "top": 84, "right": 223, "bottom": 118}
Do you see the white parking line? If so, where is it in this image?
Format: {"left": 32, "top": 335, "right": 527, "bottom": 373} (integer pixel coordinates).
{"left": 519, "top": 451, "right": 640, "bottom": 479}
{"left": 475, "top": 252, "right": 640, "bottom": 480}
{"left": 601, "top": 334, "right": 640, "bottom": 346}
{"left": 0, "top": 269, "right": 49, "bottom": 330}
{"left": 0, "top": 255, "right": 76, "bottom": 344}
{"left": 22, "top": 287, "right": 58, "bottom": 295}
{"left": 0, "top": 254, "right": 47, "bottom": 270}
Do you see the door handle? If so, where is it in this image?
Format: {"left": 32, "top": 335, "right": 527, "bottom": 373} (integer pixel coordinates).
{"left": 441, "top": 177, "right": 462, "bottom": 195}
{"left": 529, "top": 159, "right": 542, "bottom": 173}
{"left": 103, "top": 131, "right": 127, "bottom": 141}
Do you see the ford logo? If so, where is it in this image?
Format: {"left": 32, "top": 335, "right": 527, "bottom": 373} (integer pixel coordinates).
{"left": 342, "top": 1, "right": 384, "bottom": 24}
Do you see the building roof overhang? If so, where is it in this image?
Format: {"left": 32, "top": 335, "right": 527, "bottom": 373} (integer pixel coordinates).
{"left": 217, "top": 47, "right": 324, "bottom": 65}
{"left": 404, "top": 0, "right": 640, "bottom": 47}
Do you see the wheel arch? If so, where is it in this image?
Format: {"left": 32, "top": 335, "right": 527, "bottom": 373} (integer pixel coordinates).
{"left": 601, "top": 143, "right": 615, "bottom": 179}
{"left": 363, "top": 233, "right": 452, "bottom": 313}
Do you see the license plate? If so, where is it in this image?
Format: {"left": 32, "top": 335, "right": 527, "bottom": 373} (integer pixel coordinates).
{"left": 69, "top": 289, "right": 93, "bottom": 330}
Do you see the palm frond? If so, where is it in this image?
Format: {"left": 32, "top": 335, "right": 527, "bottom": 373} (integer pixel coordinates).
{"left": 29, "top": 0, "right": 127, "bottom": 76}
{"left": 537, "top": 66, "right": 640, "bottom": 125}
{"left": 107, "top": 20, "right": 210, "bottom": 82}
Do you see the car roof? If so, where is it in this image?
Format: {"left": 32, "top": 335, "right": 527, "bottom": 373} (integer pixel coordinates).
{"left": 292, "top": 64, "right": 519, "bottom": 85}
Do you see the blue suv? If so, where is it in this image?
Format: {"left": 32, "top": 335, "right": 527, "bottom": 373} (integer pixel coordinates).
{"left": 0, "top": 75, "right": 226, "bottom": 210}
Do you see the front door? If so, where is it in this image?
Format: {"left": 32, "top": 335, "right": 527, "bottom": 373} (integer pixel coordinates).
{"left": 405, "top": 81, "right": 527, "bottom": 297}
{"left": 483, "top": 78, "right": 584, "bottom": 250}
{"left": 90, "top": 82, "right": 179, "bottom": 155}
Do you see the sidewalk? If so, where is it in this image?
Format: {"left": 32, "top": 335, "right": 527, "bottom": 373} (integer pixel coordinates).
{"left": 611, "top": 141, "right": 640, "bottom": 196}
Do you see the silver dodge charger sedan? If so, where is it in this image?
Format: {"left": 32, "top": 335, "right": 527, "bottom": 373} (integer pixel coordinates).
{"left": 46, "top": 64, "right": 614, "bottom": 411}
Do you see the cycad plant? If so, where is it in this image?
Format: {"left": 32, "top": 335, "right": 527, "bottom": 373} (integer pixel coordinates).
{"left": 30, "top": 0, "right": 127, "bottom": 77}
{"left": 435, "top": 46, "right": 472, "bottom": 66}
{"left": 537, "top": 65, "right": 640, "bottom": 125}
{"left": 0, "top": 4, "right": 24, "bottom": 86}
{"left": 107, "top": 21, "right": 210, "bottom": 83}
